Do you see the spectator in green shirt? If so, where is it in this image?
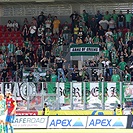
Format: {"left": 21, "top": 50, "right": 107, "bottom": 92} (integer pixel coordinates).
{"left": 125, "top": 10, "right": 132, "bottom": 29}
{"left": 51, "top": 71, "right": 57, "bottom": 82}
{"left": 104, "top": 11, "right": 111, "bottom": 21}
{"left": 113, "top": 29, "right": 118, "bottom": 42}
{"left": 111, "top": 47, "right": 118, "bottom": 67}
{"left": 125, "top": 29, "right": 133, "bottom": 44}
{"left": 118, "top": 58, "right": 127, "bottom": 71}
{"left": 105, "top": 37, "right": 114, "bottom": 52}
{"left": 82, "top": 10, "right": 89, "bottom": 26}
{"left": 124, "top": 70, "right": 131, "bottom": 82}
{"left": 111, "top": 70, "right": 120, "bottom": 82}
{"left": 111, "top": 10, "right": 118, "bottom": 23}
{"left": 102, "top": 47, "right": 109, "bottom": 59}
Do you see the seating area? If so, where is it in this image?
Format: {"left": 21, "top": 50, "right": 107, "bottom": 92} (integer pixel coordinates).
{"left": 0, "top": 30, "right": 23, "bottom": 44}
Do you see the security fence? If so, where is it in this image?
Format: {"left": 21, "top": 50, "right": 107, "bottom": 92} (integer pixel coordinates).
{"left": 21, "top": 66, "right": 124, "bottom": 83}
{"left": 0, "top": 82, "right": 133, "bottom": 111}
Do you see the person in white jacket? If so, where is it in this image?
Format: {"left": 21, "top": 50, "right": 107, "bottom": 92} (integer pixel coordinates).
{"left": 99, "top": 17, "right": 109, "bottom": 30}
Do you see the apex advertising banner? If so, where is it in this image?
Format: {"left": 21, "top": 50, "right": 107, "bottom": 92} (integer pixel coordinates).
{"left": 47, "top": 116, "right": 87, "bottom": 128}
{"left": 86, "top": 116, "right": 127, "bottom": 129}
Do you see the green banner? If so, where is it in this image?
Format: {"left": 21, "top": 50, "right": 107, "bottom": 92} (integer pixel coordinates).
{"left": 47, "top": 82, "right": 70, "bottom": 104}
{"left": 70, "top": 44, "right": 99, "bottom": 56}
{"left": 85, "top": 82, "right": 102, "bottom": 105}
{"left": 47, "top": 82, "right": 132, "bottom": 110}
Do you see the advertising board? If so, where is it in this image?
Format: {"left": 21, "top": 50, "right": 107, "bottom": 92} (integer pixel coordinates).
{"left": 86, "top": 116, "right": 127, "bottom": 129}
{"left": 47, "top": 116, "right": 87, "bottom": 128}
{"left": 13, "top": 116, "right": 48, "bottom": 128}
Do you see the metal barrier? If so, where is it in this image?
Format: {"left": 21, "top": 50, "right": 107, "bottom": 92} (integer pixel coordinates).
{"left": 0, "top": 82, "right": 133, "bottom": 112}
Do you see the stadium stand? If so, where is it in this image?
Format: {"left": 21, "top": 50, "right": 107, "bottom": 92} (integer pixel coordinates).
{"left": 0, "top": 8, "right": 133, "bottom": 83}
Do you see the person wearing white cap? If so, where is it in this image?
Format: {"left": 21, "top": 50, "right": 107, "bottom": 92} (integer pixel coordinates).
{"left": 0, "top": 93, "right": 6, "bottom": 133}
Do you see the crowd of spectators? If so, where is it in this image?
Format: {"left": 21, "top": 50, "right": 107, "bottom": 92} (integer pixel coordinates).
{"left": 0, "top": 9, "right": 133, "bottom": 82}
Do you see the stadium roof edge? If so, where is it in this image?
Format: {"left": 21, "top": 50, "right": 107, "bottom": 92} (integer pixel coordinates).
{"left": 0, "top": 0, "right": 133, "bottom": 3}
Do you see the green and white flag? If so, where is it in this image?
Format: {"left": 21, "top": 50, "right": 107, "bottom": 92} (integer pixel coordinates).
{"left": 56, "top": 83, "right": 65, "bottom": 103}
{"left": 70, "top": 44, "right": 99, "bottom": 56}
{"left": 47, "top": 82, "right": 70, "bottom": 104}
{"left": 72, "top": 82, "right": 82, "bottom": 104}
{"left": 104, "top": 82, "right": 120, "bottom": 109}
{"left": 86, "top": 82, "right": 102, "bottom": 108}
{"left": 47, "top": 82, "right": 83, "bottom": 104}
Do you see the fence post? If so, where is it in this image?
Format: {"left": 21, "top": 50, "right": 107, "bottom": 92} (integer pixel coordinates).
{"left": 102, "top": 81, "right": 105, "bottom": 110}
{"left": 70, "top": 82, "right": 73, "bottom": 110}
{"left": 1, "top": 82, "right": 4, "bottom": 94}
{"left": 27, "top": 82, "right": 30, "bottom": 110}
{"left": 83, "top": 82, "right": 86, "bottom": 110}
{"left": 14, "top": 82, "right": 17, "bottom": 101}
{"left": 41, "top": 82, "right": 44, "bottom": 109}
{"left": 57, "top": 82, "right": 60, "bottom": 110}
{"left": 120, "top": 82, "right": 123, "bottom": 107}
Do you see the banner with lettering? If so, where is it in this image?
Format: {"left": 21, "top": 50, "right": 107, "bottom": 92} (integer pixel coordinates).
{"left": 72, "top": 82, "right": 82, "bottom": 104}
{"left": 1, "top": 82, "right": 132, "bottom": 111}
{"left": 104, "top": 82, "right": 120, "bottom": 110}
{"left": 47, "top": 82, "right": 83, "bottom": 110}
{"left": 1, "top": 82, "right": 39, "bottom": 110}
{"left": 47, "top": 82, "right": 70, "bottom": 109}
{"left": 85, "top": 82, "right": 102, "bottom": 109}
{"left": 70, "top": 44, "right": 99, "bottom": 56}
